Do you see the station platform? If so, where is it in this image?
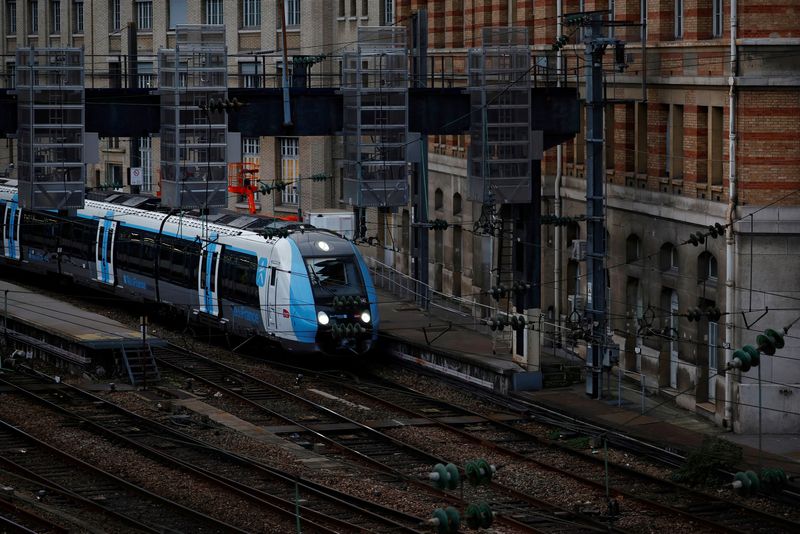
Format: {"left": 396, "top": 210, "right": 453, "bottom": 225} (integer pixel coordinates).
{"left": 375, "top": 288, "right": 800, "bottom": 474}
{"left": 0, "top": 279, "right": 165, "bottom": 377}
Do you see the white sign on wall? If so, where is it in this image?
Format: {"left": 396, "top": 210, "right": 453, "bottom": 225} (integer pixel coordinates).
{"left": 130, "top": 167, "right": 143, "bottom": 186}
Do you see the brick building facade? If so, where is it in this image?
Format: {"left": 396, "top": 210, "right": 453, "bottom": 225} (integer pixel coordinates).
{"left": 393, "top": 0, "right": 800, "bottom": 433}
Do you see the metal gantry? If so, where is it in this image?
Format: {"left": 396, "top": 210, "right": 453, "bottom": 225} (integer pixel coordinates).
{"left": 15, "top": 47, "right": 85, "bottom": 210}
{"left": 342, "top": 26, "right": 409, "bottom": 208}
{"left": 158, "top": 25, "right": 228, "bottom": 210}
{"left": 468, "top": 28, "right": 532, "bottom": 205}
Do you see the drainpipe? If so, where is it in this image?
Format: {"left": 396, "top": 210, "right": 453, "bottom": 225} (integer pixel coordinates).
{"left": 724, "top": 0, "right": 738, "bottom": 428}
{"left": 554, "top": 0, "right": 564, "bottom": 339}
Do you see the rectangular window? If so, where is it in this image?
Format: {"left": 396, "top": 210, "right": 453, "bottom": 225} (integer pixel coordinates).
{"left": 205, "top": 0, "right": 222, "bottom": 24}
{"left": 674, "top": 0, "right": 683, "bottom": 39}
{"left": 168, "top": 0, "right": 186, "bottom": 29}
{"left": 712, "top": 0, "right": 723, "bottom": 38}
{"left": 361, "top": 0, "right": 368, "bottom": 17}
{"left": 136, "top": 61, "right": 154, "bottom": 88}
{"left": 338, "top": 0, "right": 344, "bottom": 17}
{"left": 139, "top": 137, "right": 153, "bottom": 192}
{"left": 29, "top": 0, "right": 38, "bottom": 33}
{"left": 106, "top": 163, "right": 123, "bottom": 188}
{"left": 635, "top": 102, "right": 647, "bottom": 174}
{"left": 670, "top": 105, "right": 684, "bottom": 179}
{"left": 605, "top": 104, "right": 615, "bottom": 172}
{"left": 608, "top": 0, "right": 614, "bottom": 39}
{"left": 284, "top": 0, "right": 299, "bottom": 26}
{"left": 242, "top": 0, "right": 260, "bottom": 27}
{"left": 110, "top": 0, "right": 120, "bottom": 30}
{"left": 239, "top": 61, "right": 262, "bottom": 88}
{"left": 709, "top": 106, "right": 723, "bottom": 186}
{"left": 384, "top": 0, "right": 393, "bottom": 25}
{"left": 71, "top": 0, "right": 82, "bottom": 33}
{"left": 241, "top": 137, "right": 260, "bottom": 203}
{"left": 50, "top": 0, "right": 59, "bottom": 33}
{"left": 242, "top": 137, "right": 259, "bottom": 163}
{"left": 7, "top": 1, "right": 16, "bottom": 34}
{"left": 280, "top": 138, "right": 299, "bottom": 205}
{"left": 136, "top": 0, "right": 152, "bottom": 30}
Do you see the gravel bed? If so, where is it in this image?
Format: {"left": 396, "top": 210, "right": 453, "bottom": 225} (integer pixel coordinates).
{"left": 13, "top": 280, "right": 799, "bottom": 529}
{"left": 0, "top": 393, "right": 299, "bottom": 533}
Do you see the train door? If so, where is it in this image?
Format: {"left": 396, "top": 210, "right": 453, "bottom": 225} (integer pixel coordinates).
{"left": 256, "top": 257, "right": 270, "bottom": 330}
{"left": 2, "top": 197, "right": 21, "bottom": 260}
{"left": 267, "top": 265, "right": 278, "bottom": 329}
{"left": 198, "top": 237, "right": 222, "bottom": 316}
{"left": 95, "top": 213, "right": 117, "bottom": 285}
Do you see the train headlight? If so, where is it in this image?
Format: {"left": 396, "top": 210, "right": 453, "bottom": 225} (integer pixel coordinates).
{"left": 360, "top": 311, "right": 371, "bottom": 324}
{"left": 317, "top": 311, "right": 330, "bottom": 326}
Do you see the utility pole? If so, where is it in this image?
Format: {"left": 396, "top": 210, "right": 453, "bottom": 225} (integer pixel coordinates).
{"left": 127, "top": 21, "right": 141, "bottom": 194}
{"left": 410, "top": 10, "right": 429, "bottom": 306}
{"left": 584, "top": 12, "right": 608, "bottom": 400}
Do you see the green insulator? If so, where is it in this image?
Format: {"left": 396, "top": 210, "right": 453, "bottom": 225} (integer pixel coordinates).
{"left": 476, "top": 458, "right": 493, "bottom": 484}
{"left": 465, "top": 461, "right": 481, "bottom": 486}
{"left": 444, "top": 507, "right": 460, "bottom": 532}
{"left": 734, "top": 471, "right": 751, "bottom": 495}
{"left": 445, "top": 463, "right": 460, "bottom": 490}
{"left": 464, "top": 503, "right": 482, "bottom": 529}
{"left": 431, "top": 463, "right": 449, "bottom": 489}
{"left": 431, "top": 508, "right": 449, "bottom": 534}
{"left": 478, "top": 502, "right": 494, "bottom": 528}
{"left": 742, "top": 345, "right": 760, "bottom": 367}
{"left": 765, "top": 328, "right": 785, "bottom": 349}
{"left": 733, "top": 349, "right": 752, "bottom": 372}
{"left": 745, "top": 470, "right": 760, "bottom": 495}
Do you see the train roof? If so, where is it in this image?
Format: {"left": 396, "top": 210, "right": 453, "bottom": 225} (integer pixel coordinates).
{"left": 0, "top": 183, "right": 349, "bottom": 246}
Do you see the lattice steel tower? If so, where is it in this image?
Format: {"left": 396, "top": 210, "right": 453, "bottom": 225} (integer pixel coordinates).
{"left": 15, "top": 48, "right": 85, "bottom": 210}
{"left": 468, "top": 28, "right": 532, "bottom": 205}
{"left": 342, "top": 27, "right": 409, "bottom": 208}
{"left": 159, "top": 25, "right": 228, "bottom": 210}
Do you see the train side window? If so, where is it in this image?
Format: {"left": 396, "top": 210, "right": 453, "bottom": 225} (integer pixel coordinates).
{"left": 270, "top": 267, "right": 277, "bottom": 286}
{"left": 219, "top": 250, "right": 259, "bottom": 307}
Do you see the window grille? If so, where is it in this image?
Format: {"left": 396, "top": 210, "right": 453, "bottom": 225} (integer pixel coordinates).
{"left": 280, "top": 138, "right": 299, "bottom": 205}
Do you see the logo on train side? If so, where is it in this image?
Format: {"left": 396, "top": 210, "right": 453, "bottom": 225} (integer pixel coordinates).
{"left": 282, "top": 308, "right": 290, "bottom": 319}
{"left": 256, "top": 257, "right": 268, "bottom": 287}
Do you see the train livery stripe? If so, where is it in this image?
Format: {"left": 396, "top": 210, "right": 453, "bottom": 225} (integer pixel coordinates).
{"left": 350, "top": 242, "right": 379, "bottom": 338}
{"left": 101, "top": 211, "right": 114, "bottom": 284}
{"left": 8, "top": 194, "right": 19, "bottom": 260}
{"left": 204, "top": 234, "right": 219, "bottom": 316}
{"left": 288, "top": 239, "right": 317, "bottom": 344}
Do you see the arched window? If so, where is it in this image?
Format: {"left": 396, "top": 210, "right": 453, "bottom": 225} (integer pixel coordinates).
{"left": 452, "top": 193, "right": 462, "bottom": 216}
{"left": 659, "top": 243, "right": 678, "bottom": 272}
{"left": 626, "top": 234, "right": 641, "bottom": 263}
{"left": 698, "top": 252, "right": 718, "bottom": 282}
{"left": 434, "top": 188, "right": 444, "bottom": 211}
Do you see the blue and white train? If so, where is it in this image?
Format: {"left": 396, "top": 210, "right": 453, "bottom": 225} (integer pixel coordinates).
{"left": 0, "top": 182, "right": 378, "bottom": 355}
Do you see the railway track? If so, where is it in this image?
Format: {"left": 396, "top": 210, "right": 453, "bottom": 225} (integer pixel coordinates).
{"left": 153, "top": 344, "right": 627, "bottom": 534}
{"left": 0, "top": 414, "right": 238, "bottom": 533}
{"left": 0, "top": 368, "right": 428, "bottom": 533}
{"left": 313, "top": 371, "right": 800, "bottom": 534}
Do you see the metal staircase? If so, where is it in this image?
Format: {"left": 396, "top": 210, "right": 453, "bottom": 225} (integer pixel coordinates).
{"left": 121, "top": 344, "right": 160, "bottom": 386}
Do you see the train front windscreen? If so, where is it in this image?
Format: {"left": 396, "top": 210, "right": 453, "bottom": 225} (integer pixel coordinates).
{"left": 305, "top": 256, "right": 364, "bottom": 299}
